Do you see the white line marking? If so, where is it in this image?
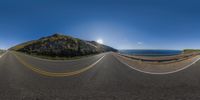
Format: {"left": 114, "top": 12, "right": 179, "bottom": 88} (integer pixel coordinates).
{"left": 15, "top": 51, "right": 105, "bottom": 62}
{"left": 115, "top": 54, "right": 200, "bottom": 75}
{"left": 13, "top": 52, "right": 106, "bottom": 77}
{"left": 0, "top": 51, "right": 8, "bottom": 58}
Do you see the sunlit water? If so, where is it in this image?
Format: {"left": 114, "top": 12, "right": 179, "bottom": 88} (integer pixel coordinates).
{"left": 119, "top": 50, "right": 183, "bottom": 57}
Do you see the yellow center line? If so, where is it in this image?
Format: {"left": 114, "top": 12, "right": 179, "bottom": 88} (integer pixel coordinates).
{"left": 12, "top": 52, "right": 105, "bottom": 77}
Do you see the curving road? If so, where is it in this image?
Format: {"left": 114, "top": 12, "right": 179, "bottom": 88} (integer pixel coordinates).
{"left": 1, "top": 51, "right": 200, "bottom": 100}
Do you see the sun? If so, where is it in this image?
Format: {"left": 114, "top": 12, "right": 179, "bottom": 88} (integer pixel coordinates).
{"left": 96, "top": 39, "right": 104, "bottom": 44}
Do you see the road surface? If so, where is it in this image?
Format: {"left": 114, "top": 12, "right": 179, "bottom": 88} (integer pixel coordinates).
{"left": 1, "top": 51, "right": 200, "bottom": 100}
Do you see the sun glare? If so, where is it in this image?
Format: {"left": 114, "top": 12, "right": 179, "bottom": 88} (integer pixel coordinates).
{"left": 96, "top": 39, "right": 104, "bottom": 44}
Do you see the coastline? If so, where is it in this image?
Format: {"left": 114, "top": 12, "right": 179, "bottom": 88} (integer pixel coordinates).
{"left": 118, "top": 50, "right": 200, "bottom": 64}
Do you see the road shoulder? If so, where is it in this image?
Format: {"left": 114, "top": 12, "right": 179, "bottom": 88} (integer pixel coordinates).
{"left": 113, "top": 53, "right": 200, "bottom": 74}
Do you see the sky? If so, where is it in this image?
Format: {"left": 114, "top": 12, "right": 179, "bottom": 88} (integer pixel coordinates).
{"left": 0, "top": 0, "right": 200, "bottom": 50}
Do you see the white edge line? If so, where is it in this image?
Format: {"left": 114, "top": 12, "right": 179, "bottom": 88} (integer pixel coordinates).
{"left": 0, "top": 51, "right": 8, "bottom": 58}
{"left": 115, "top": 54, "right": 200, "bottom": 75}
{"left": 14, "top": 51, "right": 105, "bottom": 63}
{"left": 90, "top": 55, "right": 105, "bottom": 68}
{"left": 14, "top": 52, "right": 105, "bottom": 76}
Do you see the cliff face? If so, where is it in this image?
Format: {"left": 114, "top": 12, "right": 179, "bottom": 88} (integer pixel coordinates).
{"left": 10, "top": 33, "right": 118, "bottom": 57}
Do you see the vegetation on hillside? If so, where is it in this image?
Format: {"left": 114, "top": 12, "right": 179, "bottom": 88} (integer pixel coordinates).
{"left": 10, "top": 33, "right": 118, "bottom": 57}
{"left": 183, "top": 49, "right": 200, "bottom": 53}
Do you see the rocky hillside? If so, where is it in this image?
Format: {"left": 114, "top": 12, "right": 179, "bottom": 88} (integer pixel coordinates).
{"left": 10, "top": 33, "right": 118, "bottom": 57}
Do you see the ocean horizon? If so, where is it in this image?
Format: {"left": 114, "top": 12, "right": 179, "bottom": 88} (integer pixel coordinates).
{"left": 119, "top": 49, "right": 183, "bottom": 57}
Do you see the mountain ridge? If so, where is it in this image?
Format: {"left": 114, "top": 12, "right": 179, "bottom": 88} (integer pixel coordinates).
{"left": 10, "top": 33, "right": 118, "bottom": 57}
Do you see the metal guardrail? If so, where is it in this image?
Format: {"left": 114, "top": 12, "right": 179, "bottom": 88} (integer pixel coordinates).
{"left": 119, "top": 52, "right": 200, "bottom": 63}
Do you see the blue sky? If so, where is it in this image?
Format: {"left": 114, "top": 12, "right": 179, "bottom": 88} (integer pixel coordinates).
{"left": 0, "top": 0, "right": 200, "bottom": 50}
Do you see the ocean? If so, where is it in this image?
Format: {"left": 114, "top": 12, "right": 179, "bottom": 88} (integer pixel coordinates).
{"left": 119, "top": 50, "right": 183, "bottom": 57}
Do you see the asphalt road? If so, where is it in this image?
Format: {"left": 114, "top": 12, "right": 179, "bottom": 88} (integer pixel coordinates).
{"left": 1, "top": 51, "right": 200, "bottom": 100}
